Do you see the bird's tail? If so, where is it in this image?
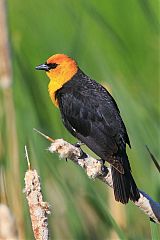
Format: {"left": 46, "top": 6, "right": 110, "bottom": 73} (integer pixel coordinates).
{"left": 111, "top": 153, "right": 140, "bottom": 204}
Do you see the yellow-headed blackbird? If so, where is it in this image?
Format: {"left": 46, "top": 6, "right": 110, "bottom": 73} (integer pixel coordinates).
{"left": 36, "top": 54, "right": 140, "bottom": 204}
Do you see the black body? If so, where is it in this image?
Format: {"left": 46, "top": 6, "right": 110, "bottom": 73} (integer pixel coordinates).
{"left": 55, "top": 69, "right": 140, "bottom": 203}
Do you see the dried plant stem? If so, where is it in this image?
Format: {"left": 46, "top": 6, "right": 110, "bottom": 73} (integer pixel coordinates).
{"left": 0, "top": 0, "right": 12, "bottom": 89}
{"left": 24, "top": 146, "right": 50, "bottom": 240}
{"left": 46, "top": 138, "right": 160, "bottom": 224}
{"left": 0, "top": 204, "right": 18, "bottom": 240}
{"left": 0, "top": 0, "right": 24, "bottom": 238}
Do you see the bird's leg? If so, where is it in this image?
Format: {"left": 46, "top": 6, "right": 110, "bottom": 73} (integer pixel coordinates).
{"left": 98, "top": 159, "right": 108, "bottom": 176}
{"left": 74, "top": 141, "right": 85, "bottom": 148}
{"left": 74, "top": 141, "right": 87, "bottom": 159}
{"left": 66, "top": 142, "right": 86, "bottom": 162}
{"left": 78, "top": 150, "right": 88, "bottom": 159}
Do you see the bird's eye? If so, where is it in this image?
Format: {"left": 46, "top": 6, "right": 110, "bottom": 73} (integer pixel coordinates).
{"left": 46, "top": 62, "right": 58, "bottom": 70}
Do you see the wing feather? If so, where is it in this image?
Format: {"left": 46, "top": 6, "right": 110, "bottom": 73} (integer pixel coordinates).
{"left": 58, "top": 89, "right": 125, "bottom": 159}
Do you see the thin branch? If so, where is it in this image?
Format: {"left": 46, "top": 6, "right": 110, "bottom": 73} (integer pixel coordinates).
{"left": 33, "top": 129, "right": 160, "bottom": 224}
{"left": 24, "top": 146, "right": 51, "bottom": 240}
{"left": 33, "top": 128, "right": 55, "bottom": 143}
{"left": 48, "top": 139, "right": 160, "bottom": 223}
{"left": 25, "top": 145, "right": 31, "bottom": 170}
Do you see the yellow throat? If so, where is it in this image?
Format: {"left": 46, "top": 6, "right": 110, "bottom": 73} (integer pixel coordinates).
{"left": 46, "top": 54, "right": 78, "bottom": 107}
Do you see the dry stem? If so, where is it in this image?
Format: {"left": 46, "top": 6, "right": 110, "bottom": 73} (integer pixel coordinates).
{"left": 0, "top": 0, "right": 25, "bottom": 237}
{"left": 24, "top": 146, "right": 50, "bottom": 240}
{"left": 47, "top": 138, "right": 160, "bottom": 224}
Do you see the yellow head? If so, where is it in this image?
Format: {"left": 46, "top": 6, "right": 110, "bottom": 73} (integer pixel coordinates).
{"left": 36, "top": 54, "right": 78, "bottom": 107}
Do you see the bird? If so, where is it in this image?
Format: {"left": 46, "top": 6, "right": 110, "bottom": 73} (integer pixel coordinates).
{"left": 35, "top": 53, "right": 140, "bottom": 204}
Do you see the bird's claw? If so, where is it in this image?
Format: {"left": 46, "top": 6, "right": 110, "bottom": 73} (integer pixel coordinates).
{"left": 66, "top": 143, "right": 86, "bottom": 162}
{"left": 98, "top": 159, "right": 108, "bottom": 176}
{"left": 74, "top": 141, "right": 84, "bottom": 148}
{"left": 78, "top": 150, "right": 87, "bottom": 159}
{"left": 101, "top": 165, "right": 108, "bottom": 176}
{"left": 73, "top": 142, "right": 87, "bottom": 159}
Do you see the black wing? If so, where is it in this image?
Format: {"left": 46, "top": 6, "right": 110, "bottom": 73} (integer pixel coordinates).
{"left": 56, "top": 77, "right": 130, "bottom": 169}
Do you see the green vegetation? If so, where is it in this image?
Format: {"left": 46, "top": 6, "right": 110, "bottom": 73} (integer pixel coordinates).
{"left": 0, "top": 0, "right": 159, "bottom": 239}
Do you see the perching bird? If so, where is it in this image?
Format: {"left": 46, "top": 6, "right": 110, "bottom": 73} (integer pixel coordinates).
{"left": 35, "top": 54, "right": 140, "bottom": 204}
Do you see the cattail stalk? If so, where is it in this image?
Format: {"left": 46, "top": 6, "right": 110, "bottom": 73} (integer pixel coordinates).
{"left": 24, "top": 146, "right": 50, "bottom": 240}
{"left": 0, "top": 0, "right": 24, "bottom": 238}
{"left": 45, "top": 136, "right": 160, "bottom": 224}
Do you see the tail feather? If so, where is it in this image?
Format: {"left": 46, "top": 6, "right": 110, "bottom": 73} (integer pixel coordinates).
{"left": 111, "top": 153, "right": 140, "bottom": 204}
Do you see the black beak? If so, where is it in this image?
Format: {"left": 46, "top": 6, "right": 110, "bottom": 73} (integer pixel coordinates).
{"left": 35, "top": 63, "right": 50, "bottom": 71}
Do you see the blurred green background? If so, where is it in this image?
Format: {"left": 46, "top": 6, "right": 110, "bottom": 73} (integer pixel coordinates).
{"left": 0, "top": 0, "right": 159, "bottom": 239}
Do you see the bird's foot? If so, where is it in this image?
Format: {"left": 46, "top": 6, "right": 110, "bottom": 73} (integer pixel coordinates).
{"left": 66, "top": 142, "right": 87, "bottom": 162}
{"left": 98, "top": 159, "right": 108, "bottom": 176}
{"left": 73, "top": 141, "right": 87, "bottom": 159}
{"left": 74, "top": 141, "right": 85, "bottom": 148}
